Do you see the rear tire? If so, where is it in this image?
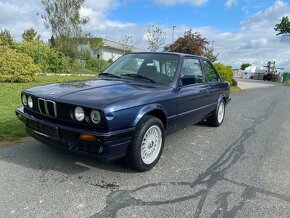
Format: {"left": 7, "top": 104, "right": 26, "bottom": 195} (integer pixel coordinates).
{"left": 124, "top": 115, "right": 165, "bottom": 172}
{"left": 208, "top": 99, "right": 225, "bottom": 127}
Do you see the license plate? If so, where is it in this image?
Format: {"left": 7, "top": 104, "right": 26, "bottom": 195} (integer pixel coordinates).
{"left": 27, "top": 119, "right": 58, "bottom": 138}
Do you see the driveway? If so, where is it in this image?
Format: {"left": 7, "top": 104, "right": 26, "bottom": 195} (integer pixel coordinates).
{"left": 236, "top": 78, "right": 277, "bottom": 90}
{"left": 1, "top": 85, "right": 290, "bottom": 217}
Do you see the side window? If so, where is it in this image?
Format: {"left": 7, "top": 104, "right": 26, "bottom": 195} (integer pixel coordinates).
{"left": 181, "top": 58, "right": 203, "bottom": 83}
{"left": 203, "top": 60, "right": 219, "bottom": 82}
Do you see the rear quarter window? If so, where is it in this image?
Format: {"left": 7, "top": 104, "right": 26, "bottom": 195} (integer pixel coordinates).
{"left": 203, "top": 60, "right": 220, "bottom": 82}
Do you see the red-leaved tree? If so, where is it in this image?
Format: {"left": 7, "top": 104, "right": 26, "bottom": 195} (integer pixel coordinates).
{"left": 164, "top": 30, "right": 218, "bottom": 62}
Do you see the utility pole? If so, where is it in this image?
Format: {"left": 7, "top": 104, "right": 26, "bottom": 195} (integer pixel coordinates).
{"left": 80, "top": 41, "right": 83, "bottom": 75}
{"left": 37, "top": 35, "right": 40, "bottom": 64}
{"left": 172, "top": 26, "right": 176, "bottom": 43}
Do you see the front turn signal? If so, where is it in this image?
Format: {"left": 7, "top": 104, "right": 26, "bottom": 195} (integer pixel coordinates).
{"left": 79, "top": 133, "right": 97, "bottom": 142}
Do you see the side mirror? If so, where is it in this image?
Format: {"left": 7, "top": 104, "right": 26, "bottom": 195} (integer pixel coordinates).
{"left": 180, "top": 75, "right": 196, "bottom": 86}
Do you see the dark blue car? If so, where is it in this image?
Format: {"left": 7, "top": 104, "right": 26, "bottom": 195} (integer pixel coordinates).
{"left": 16, "top": 52, "right": 231, "bottom": 171}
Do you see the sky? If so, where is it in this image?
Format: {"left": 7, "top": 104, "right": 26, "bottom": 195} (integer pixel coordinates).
{"left": 0, "top": 0, "right": 290, "bottom": 69}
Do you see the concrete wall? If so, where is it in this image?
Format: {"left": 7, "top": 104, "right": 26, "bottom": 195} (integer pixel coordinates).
{"left": 78, "top": 38, "right": 145, "bottom": 62}
{"left": 78, "top": 44, "right": 125, "bottom": 61}
{"left": 101, "top": 47, "right": 124, "bottom": 61}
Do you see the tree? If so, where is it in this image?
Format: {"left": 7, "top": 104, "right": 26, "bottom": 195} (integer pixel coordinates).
{"left": 164, "top": 30, "right": 209, "bottom": 56}
{"left": 50, "top": 35, "right": 56, "bottom": 47}
{"left": 274, "top": 16, "right": 290, "bottom": 36}
{"left": 22, "top": 28, "right": 38, "bottom": 41}
{"left": 41, "top": 0, "right": 89, "bottom": 59}
{"left": 55, "top": 36, "right": 79, "bottom": 59}
{"left": 205, "top": 41, "right": 219, "bottom": 62}
{"left": 119, "top": 35, "right": 134, "bottom": 53}
{"left": 146, "top": 25, "right": 166, "bottom": 52}
{"left": 41, "top": 0, "right": 88, "bottom": 38}
{"left": 240, "top": 63, "right": 251, "bottom": 70}
{"left": 86, "top": 35, "right": 104, "bottom": 55}
{"left": 0, "top": 29, "right": 13, "bottom": 47}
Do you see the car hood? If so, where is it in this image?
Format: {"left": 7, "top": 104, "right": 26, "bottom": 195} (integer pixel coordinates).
{"left": 25, "top": 78, "right": 170, "bottom": 110}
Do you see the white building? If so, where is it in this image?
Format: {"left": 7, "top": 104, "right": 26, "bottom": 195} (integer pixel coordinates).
{"left": 79, "top": 38, "right": 145, "bottom": 62}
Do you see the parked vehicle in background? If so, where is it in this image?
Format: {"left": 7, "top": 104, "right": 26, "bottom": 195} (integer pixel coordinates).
{"left": 263, "top": 61, "right": 284, "bottom": 82}
{"left": 16, "top": 52, "right": 231, "bottom": 171}
{"left": 241, "top": 72, "right": 252, "bottom": 79}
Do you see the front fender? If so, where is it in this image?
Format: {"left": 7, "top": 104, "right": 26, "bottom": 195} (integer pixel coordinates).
{"left": 218, "top": 93, "right": 226, "bottom": 103}
{"left": 217, "top": 92, "right": 231, "bottom": 106}
{"left": 133, "top": 104, "right": 167, "bottom": 126}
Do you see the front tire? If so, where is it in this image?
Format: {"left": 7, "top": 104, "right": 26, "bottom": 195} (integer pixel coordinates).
{"left": 125, "top": 115, "right": 165, "bottom": 172}
{"left": 208, "top": 99, "right": 225, "bottom": 127}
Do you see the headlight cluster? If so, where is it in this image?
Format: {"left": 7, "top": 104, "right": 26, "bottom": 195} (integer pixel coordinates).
{"left": 90, "top": 110, "right": 101, "bottom": 124}
{"left": 74, "top": 107, "right": 102, "bottom": 124}
{"left": 74, "top": 107, "right": 85, "bottom": 122}
{"left": 22, "top": 94, "right": 33, "bottom": 109}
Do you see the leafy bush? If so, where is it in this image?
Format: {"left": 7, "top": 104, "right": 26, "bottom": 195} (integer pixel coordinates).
{"left": 0, "top": 46, "right": 40, "bottom": 82}
{"left": 86, "top": 58, "right": 110, "bottom": 72}
{"left": 82, "top": 49, "right": 91, "bottom": 61}
{"left": 2, "top": 37, "right": 110, "bottom": 76}
{"left": 214, "top": 63, "right": 233, "bottom": 85}
{"left": 231, "top": 78, "right": 238, "bottom": 86}
{"left": 46, "top": 48, "right": 71, "bottom": 73}
{"left": 14, "top": 41, "right": 71, "bottom": 74}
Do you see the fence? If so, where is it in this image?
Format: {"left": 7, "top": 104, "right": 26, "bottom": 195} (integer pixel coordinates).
{"left": 283, "top": 72, "right": 290, "bottom": 83}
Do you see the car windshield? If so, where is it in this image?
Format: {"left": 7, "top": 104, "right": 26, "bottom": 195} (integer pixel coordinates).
{"left": 101, "top": 53, "right": 180, "bottom": 84}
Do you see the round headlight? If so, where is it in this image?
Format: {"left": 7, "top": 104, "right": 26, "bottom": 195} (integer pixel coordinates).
{"left": 74, "top": 107, "right": 85, "bottom": 122}
{"left": 90, "top": 110, "right": 101, "bottom": 124}
{"left": 27, "top": 96, "right": 33, "bottom": 108}
{"left": 22, "top": 94, "right": 27, "bottom": 106}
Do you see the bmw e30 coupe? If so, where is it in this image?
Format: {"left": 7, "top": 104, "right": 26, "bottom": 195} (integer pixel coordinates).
{"left": 16, "top": 52, "right": 231, "bottom": 171}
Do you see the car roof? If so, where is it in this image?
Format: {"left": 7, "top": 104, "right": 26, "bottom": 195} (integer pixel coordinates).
{"left": 127, "top": 51, "right": 209, "bottom": 60}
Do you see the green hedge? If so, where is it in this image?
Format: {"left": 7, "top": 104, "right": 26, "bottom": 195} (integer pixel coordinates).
{"left": 283, "top": 72, "right": 290, "bottom": 83}
{"left": 14, "top": 41, "right": 71, "bottom": 74}
{"left": 0, "top": 46, "right": 40, "bottom": 82}
{"left": 214, "top": 63, "right": 234, "bottom": 85}
{"left": 86, "top": 58, "right": 110, "bottom": 72}
{"left": 231, "top": 78, "right": 238, "bottom": 86}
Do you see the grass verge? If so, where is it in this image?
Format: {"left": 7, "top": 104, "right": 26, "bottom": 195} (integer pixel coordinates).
{"left": 230, "top": 86, "right": 242, "bottom": 94}
{"left": 0, "top": 74, "right": 94, "bottom": 142}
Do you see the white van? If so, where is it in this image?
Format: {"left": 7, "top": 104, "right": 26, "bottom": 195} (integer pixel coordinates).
{"left": 241, "top": 72, "right": 252, "bottom": 79}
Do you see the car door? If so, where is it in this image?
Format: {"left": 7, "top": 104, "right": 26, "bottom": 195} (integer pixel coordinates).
{"left": 202, "top": 60, "right": 223, "bottom": 110}
{"left": 176, "top": 58, "right": 211, "bottom": 128}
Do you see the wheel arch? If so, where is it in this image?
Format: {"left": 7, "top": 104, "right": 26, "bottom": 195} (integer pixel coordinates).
{"left": 218, "top": 93, "right": 227, "bottom": 104}
{"left": 133, "top": 104, "right": 167, "bottom": 129}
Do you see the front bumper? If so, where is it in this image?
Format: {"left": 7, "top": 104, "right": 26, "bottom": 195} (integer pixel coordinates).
{"left": 225, "top": 97, "right": 232, "bottom": 105}
{"left": 16, "top": 108, "right": 134, "bottom": 161}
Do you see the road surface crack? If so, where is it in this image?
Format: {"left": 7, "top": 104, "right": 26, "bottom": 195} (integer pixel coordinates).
{"left": 92, "top": 100, "right": 289, "bottom": 218}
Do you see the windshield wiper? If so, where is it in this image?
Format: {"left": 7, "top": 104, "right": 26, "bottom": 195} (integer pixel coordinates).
{"left": 121, "top": 74, "right": 156, "bottom": 83}
{"left": 99, "top": 73, "right": 121, "bottom": 78}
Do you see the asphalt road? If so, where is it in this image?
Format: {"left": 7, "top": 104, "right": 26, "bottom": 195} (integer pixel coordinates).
{"left": 1, "top": 84, "right": 290, "bottom": 218}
